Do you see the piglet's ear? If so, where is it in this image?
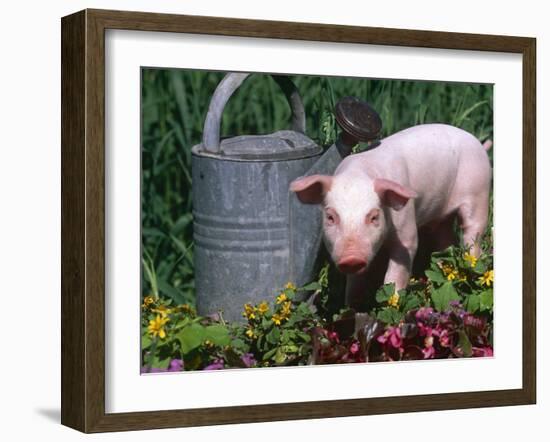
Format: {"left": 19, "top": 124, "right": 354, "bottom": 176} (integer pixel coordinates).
{"left": 290, "top": 174, "right": 333, "bottom": 205}
{"left": 374, "top": 178, "right": 418, "bottom": 211}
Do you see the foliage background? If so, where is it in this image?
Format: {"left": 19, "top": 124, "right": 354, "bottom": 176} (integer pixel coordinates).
{"left": 141, "top": 69, "right": 493, "bottom": 306}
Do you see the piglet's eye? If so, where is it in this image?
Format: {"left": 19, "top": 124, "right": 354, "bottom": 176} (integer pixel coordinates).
{"left": 325, "top": 208, "right": 339, "bottom": 225}
{"left": 366, "top": 209, "right": 380, "bottom": 225}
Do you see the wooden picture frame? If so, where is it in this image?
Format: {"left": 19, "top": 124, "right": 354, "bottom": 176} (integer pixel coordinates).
{"left": 61, "top": 8, "right": 536, "bottom": 433}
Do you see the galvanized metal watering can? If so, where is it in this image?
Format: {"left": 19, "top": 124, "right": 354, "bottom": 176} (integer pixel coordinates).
{"left": 191, "top": 73, "right": 381, "bottom": 321}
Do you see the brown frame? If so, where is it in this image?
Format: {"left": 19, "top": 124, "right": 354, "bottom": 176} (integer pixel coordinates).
{"left": 61, "top": 8, "right": 536, "bottom": 433}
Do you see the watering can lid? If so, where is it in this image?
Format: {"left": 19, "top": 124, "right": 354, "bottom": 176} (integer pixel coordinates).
{"left": 193, "top": 130, "right": 323, "bottom": 161}
{"left": 335, "top": 96, "right": 382, "bottom": 142}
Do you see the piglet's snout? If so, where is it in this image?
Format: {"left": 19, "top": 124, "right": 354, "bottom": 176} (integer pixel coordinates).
{"left": 338, "top": 256, "right": 367, "bottom": 274}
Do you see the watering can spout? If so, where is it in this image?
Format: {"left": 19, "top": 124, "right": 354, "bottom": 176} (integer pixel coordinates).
{"left": 289, "top": 96, "right": 382, "bottom": 289}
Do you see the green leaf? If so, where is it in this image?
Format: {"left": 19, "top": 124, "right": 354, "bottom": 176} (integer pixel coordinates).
{"left": 169, "top": 235, "right": 194, "bottom": 266}
{"left": 300, "top": 281, "right": 322, "bottom": 291}
{"left": 464, "top": 294, "right": 481, "bottom": 313}
{"left": 204, "top": 325, "right": 231, "bottom": 346}
{"left": 141, "top": 333, "right": 152, "bottom": 349}
{"left": 157, "top": 279, "right": 186, "bottom": 304}
{"left": 266, "top": 327, "right": 281, "bottom": 345}
{"left": 172, "top": 316, "right": 191, "bottom": 331}
{"left": 431, "top": 282, "right": 460, "bottom": 312}
{"left": 256, "top": 334, "right": 264, "bottom": 350}
{"left": 150, "top": 354, "right": 171, "bottom": 369}
{"left": 230, "top": 338, "right": 247, "bottom": 352}
{"left": 297, "top": 303, "right": 314, "bottom": 316}
{"left": 377, "top": 307, "right": 403, "bottom": 325}
{"left": 455, "top": 100, "right": 488, "bottom": 127}
{"left": 274, "top": 348, "right": 287, "bottom": 364}
{"left": 177, "top": 323, "right": 205, "bottom": 354}
{"left": 295, "top": 331, "right": 311, "bottom": 343}
{"left": 283, "top": 344, "right": 298, "bottom": 354}
{"left": 281, "top": 329, "right": 295, "bottom": 344}
{"left": 473, "top": 259, "right": 488, "bottom": 274}
{"left": 431, "top": 246, "right": 455, "bottom": 259}
{"left": 375, "top": 283, "right": 395, "bottom": 303}
{"left": 263, "top": 347, "right": 278, "bottom": 361}
{"left": 454, "top": 330, "right": 473, "bottom": 357}
{"left": 170, "top": 213, "right": 193, "bottom": 236}
{"left": 425, "top": 269, "right": 447, "bottom": 284}
{"left": 402, "top": 295, "right": 421, "bottom": 312}
{"left": 479, "top": 290, "right": 494, "bottom": 312}
{"left": 142, "top": 227, "right": 166, "bottom": 238}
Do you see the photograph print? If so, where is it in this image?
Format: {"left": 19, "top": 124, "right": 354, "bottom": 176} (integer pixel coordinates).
{"left": 140, "top": 69, "right": 494, "bottom": 373}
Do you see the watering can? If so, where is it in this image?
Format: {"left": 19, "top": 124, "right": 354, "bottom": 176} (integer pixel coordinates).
{"left": 191, "top": 72, "right": 381, "bottom": 321}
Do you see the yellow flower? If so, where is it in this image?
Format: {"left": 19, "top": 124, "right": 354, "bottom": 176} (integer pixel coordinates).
{"left": 447, "top": 271, "right": 459, "bottom": 281}
{"left": 442, "top": 264, "right": 459, "bottom": 281}
{"left": 245, "top": 328, "right": 255, "bottom": 338}
{"left": 388, "top": 292, "right": 400, "bottom": 308}
{"left": 152, "top": 305, "right": 172, "bottom": 317}
{"left": 463, "top": 252, "right": 478, "bottom": 268}
{"left": 281, "top": 300, "right": 292, "bottom": 316}
{"left": 478, "top": 270, "right": 494, "bottom": 287}
{"left": 257, "top": 301, "right": 269, "bottom": 315}
{"left": 148, "top": 315, "right": 169, "bottom": 339}
{"left": 272, "top": 313, "right": 284, "bottom": 325}
{"left": 142, "top": 295, "right": 155, "bottom": 309}
{"left": 285, "top": 282, "right": 297, "bottom": 290}
{"left": 276, "top": 293, "right": 288, "bottom": 304}
{"left": 243, "top": 303, "right": 256, "bottom": 320}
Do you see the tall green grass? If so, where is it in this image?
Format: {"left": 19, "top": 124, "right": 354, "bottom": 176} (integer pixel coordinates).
{"left": 141, "top": 69, "right": 493, "bottom": 306}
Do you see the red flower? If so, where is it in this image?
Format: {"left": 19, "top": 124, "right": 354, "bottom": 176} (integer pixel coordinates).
{"left": 472, "top": 346, "right": 494, "bottom": 357}
{"left": 377, "top": 326, "right": 402, "bottom": 348}
{"left": 349, "top": 341, "right": 360, "bottom": 354}
{"left": 438, "top": 329, "right": 451, "bottom": 347}
{"left": 422, "top": 336, "right": 435, "bottom": 359}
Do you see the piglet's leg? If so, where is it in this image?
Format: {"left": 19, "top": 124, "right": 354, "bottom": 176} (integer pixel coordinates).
{"left": 431, "top": 215, "right": 458, "bottom": 252}
{"left": 458, "top": 195, "right": 489, "bottom": 257}
{"left": 384, "top": 226, "right": 418, "bottom": 291}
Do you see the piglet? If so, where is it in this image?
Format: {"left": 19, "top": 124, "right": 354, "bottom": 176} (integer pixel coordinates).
{"left": 290, "top": 123, "right": 492, "bottom": 307}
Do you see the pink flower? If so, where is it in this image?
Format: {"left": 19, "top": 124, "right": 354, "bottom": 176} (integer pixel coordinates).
{"left": 328, "top": 331, "right": 340, "bottom": 343}
{"left": 241, "top": 353, "right": 256, "bottom": 367}
{"left": 141, "top": 359, "right": 184, "bottom": 373}
{"left": 349, "top": 341, "right": 360, "bottom": 354}
{"left": 449, "top": 300, "right": 462, "bottom": 309}
{"left": 415, "top": 307, "right": 434, "bottom": 322}
{"left": 417, "top": 322, "right": 433, "bottom": 337}
{"left": 438, "top": 329, "right": 451, "bottom": 347}
{"left": 203, "top": 359, "right": 225, "bottom": 370}
{"left": 168, "top": 359, "right": 184, "bottom": 372}
{"left": 377, "top": 326, "right": 402, "bottom": 348}
{"left": 423, "top": 336, "right": 435, "bottom": 359}
{"left": 472, "top": 346, "right": 494, "bottom": 357}
{"left": 422, "top": 346, "right": 435, "bottom": 359}
{"left": 463, "top": 314, "right": 486, "bottom": 331}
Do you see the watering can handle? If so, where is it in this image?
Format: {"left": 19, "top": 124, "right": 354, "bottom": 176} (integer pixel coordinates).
{"left": 202, "top": 73, "right": 307, "bottom": 153}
